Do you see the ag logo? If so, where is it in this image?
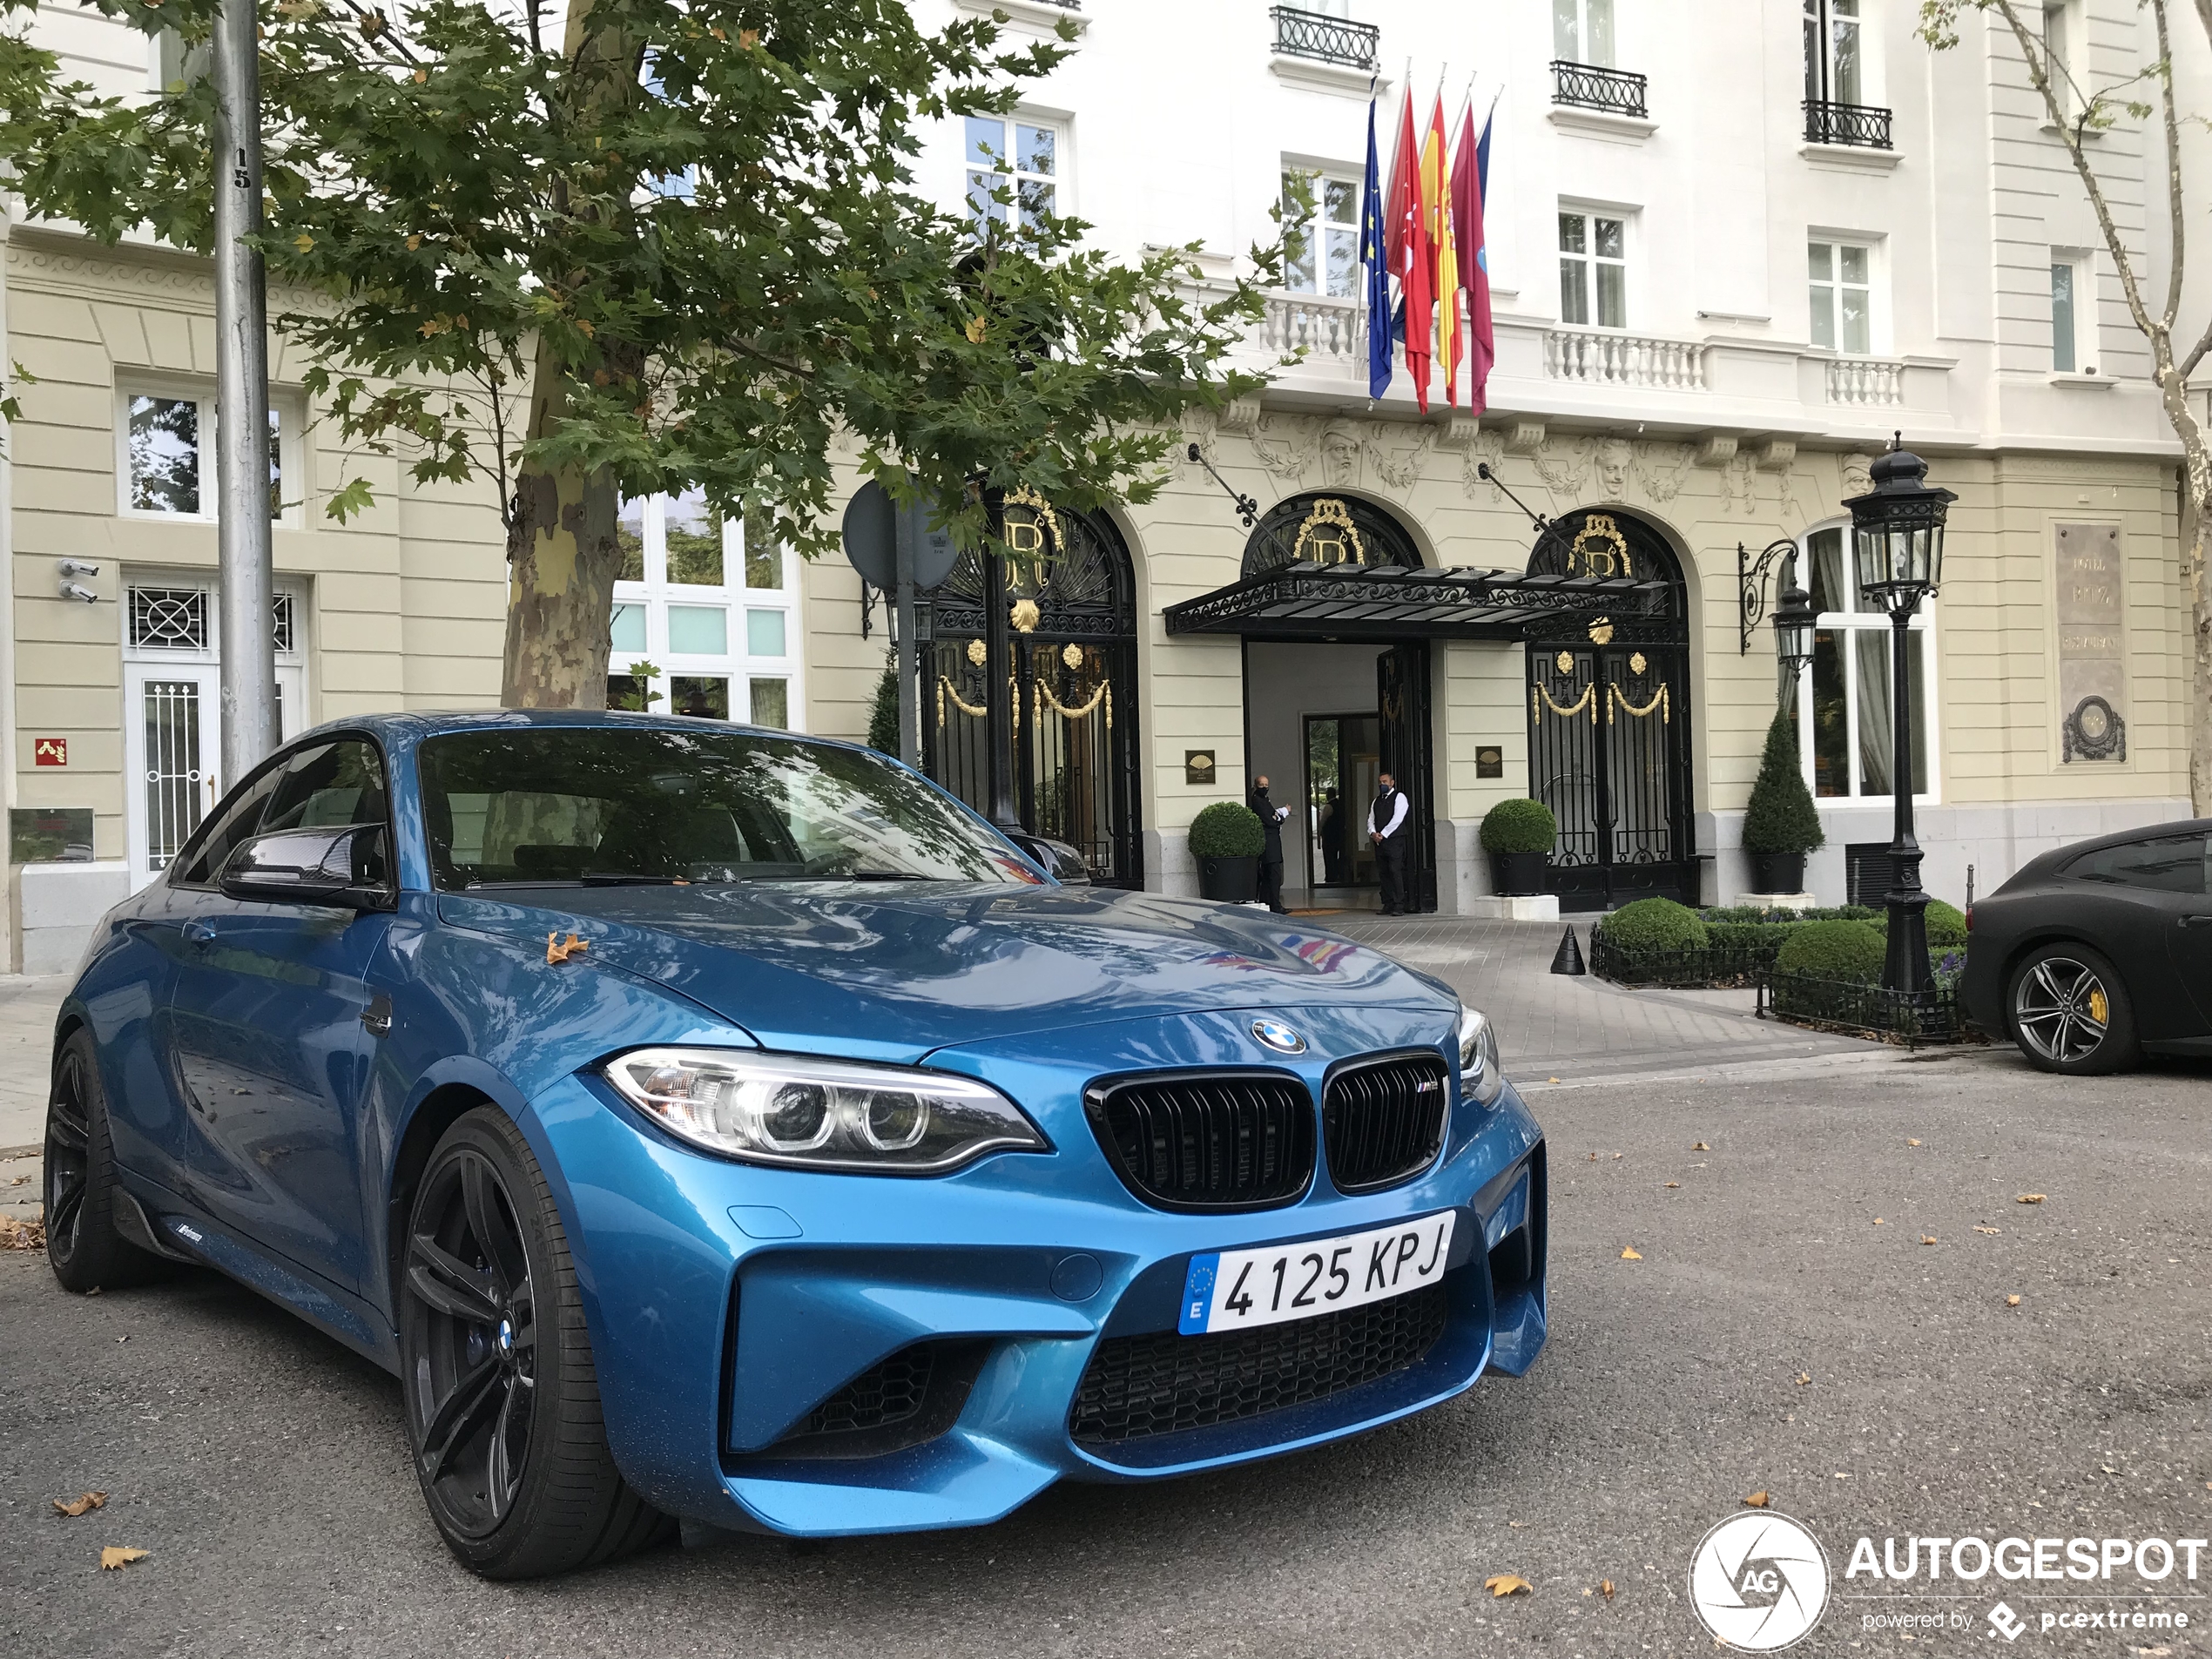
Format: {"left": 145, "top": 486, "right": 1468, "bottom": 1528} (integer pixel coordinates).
{"left": 1251, "top": 1019, "right": 1307, "bottom": 1055}
{"left": 1687, "top": 1511, "right": 1830, "bottom": 1651}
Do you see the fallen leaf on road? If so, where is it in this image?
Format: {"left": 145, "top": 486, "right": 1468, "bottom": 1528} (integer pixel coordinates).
{"left": 2006, "top": 1295, "right": 2022, "bottom": 1306}
{"left": 1834, "top": 1471, "right": 1851, "bottom": 1479}
{"left": 1873, "top": 1217, "right": 1885, "bottom": 1225}
{"left": 1484, "top": 1575, "right": 1532, "bottom": 1598}
{"left": 1621, "top": 1246, "right": 1642, "bottom": 1260}
{"left": 1612, "top": 1152, "right": 1622, "bottom": 1160}
{"left": 0, "top": 1214, "right": 45, "bottom": 1251}
{"left": 1508, "top": 1520, "right": 1527, "bottom": 1528}
{"left": 53, "top": 1492, "right": 107, "bottom": 1518}
{"left": 2017, "top": 1193, "right": 2047, "bottom": 1204}
{"left": 1665, "top": 1181, "right": 1680, "bottom": 1189}
{"left": 1743, "top": 1491, "right": 1770, "bottom": 1508}
{"left": 1796, "top": 1372, "right": 1811, "bottom": 1386}
{"left": 1547, "top": 1077, "right": 1560, "bottom": 1084}
{"left": 2131, "top": 1646, "right": 2174, "bottom": 1656}
{"left": 99, "top": 1547, "right": 148, "bottom": 1570}
{"left": 1589, "top": 1153, "right": 1598, "bottom": 1163}
{"left": 1600, "top": 1579, "right": 1615, "bottom": 1600}
{"left": 1692, "top": 1142, "right": 1710, "bottom": 1150}
{"left": 1907, "top": 1139, "right": 1922, "bottom": 1146}
{"left": 1974, "top": 1225, "right": 2000, "bottom": 1235}
{"left": 1921, "top": 1235, "right": 1938, "bottom": 1245}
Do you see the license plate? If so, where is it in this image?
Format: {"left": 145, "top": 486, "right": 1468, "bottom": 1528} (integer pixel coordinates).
{"left": 1177, "top": 1211, "right": 1456, "bottom": 1336}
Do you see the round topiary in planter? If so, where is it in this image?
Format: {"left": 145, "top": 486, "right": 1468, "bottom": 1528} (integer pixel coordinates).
{"left": 1602, "top": 897, "right": 1710, "bottom": 956}
{"left": 1741, "top": 708, "right": 1824, "bottom": 894}
{"left": 1190, "top": 800, "right": 1264, "bottom": 902}
{"left": 1479, "top": 798, "right": 1558, "bottom": 895}
{"left": 1774, "top": 918, "right": 1887, "bottom": 982}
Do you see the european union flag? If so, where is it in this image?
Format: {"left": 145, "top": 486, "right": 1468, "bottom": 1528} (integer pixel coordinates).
{"left": 1361, "top": 94, "right": 1393, "bottom": 400}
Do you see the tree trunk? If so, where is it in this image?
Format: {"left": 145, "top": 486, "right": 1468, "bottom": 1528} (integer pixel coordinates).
{"left": 2182, "top": 467, "right": 2212, "bottom": 817}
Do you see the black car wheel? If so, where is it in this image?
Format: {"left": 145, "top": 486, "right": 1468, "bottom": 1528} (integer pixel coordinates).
{"left": 2008, "top": 943, "right": 2140, "bottom": 1075}
{"left": 44, "top": 1029, "right": 165, "bottom": 1293}
{"left": 398, "top": 1107, "right": 668, "bottom": 1579}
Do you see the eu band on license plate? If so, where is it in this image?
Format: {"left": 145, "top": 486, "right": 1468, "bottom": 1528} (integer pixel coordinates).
{"left": 1177, "top": 1211, "right": 1456, "bottom": 1337}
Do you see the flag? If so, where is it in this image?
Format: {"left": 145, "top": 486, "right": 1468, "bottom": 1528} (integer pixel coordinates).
{"left": 1451, "top": 102, "right": 1495, "bottom": 415}
{"left": 1390, "top": 89, "right": 1433, "bottom": 411}
{"left": 1360, "top": 95, "right": 1392, "bottom": 400}
{"left": 1424, "top": 92, "right": 1460, "bottom": 407}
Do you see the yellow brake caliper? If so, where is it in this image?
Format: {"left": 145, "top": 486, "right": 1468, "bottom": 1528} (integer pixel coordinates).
{"left": 2087, "top": 987, "right": 2109, "bottom": 1027}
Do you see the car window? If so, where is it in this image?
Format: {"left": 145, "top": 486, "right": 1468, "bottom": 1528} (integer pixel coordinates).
{"left": 172, "top": 759, "right": 290, "bottom": 887}
{"left": 263, "top": 738, "right": 390, "bottom": 834}
{"left": 2067, "top": 833, "right": 2210, "bottom": 896}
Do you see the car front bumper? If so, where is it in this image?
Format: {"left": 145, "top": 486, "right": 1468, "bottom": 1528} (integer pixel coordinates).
{"left": 523, "top": 1025, "right": 1548, "bottom": 1538}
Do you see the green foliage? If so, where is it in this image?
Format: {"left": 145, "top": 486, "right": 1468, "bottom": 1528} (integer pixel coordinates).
{"left": 1189, "top": 801, "right": 1264, "bottom": 860}
{"left": 1699, "top": 904, "right": 1878, "bottom": 923}
{"left": 1868, "top": 899, "right": 1968, "bottom": 948}
{"left": 867, "top": 651, "right": 900, "bottom": 755}
{"left": 0, "top": 0, "right": 1293, "bottom": 551}
{"left": 1741, "top": 709, "right": 1825, "bottom": 855}
{"left": 1775, "top": 919, "right": 1888, "bottom": 983}
{"left": 1479, "top": 798, "right": 1558, "bottom": 855}
{"left": 1601, "top": 897, "right": 1710, "bottom": 954}
{"left": 606, "top": 658, "right": 661, "bottom": 711}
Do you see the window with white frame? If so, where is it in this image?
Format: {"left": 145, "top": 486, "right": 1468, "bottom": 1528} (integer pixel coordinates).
{"left": 2041, "top": 1, "right": 2082, "bottom": 116}
{"left": 1281, "top": 168, "right": 1362, "bottom": 298}
{"left": 609, "top": 490, "right": 802, "bottom": 729}
{"left": 966, "top": 115, "right": 1061, "bottom": 233}
{"left": 1558, "top": 209, "right": 1626, "bottom": 328}
{"left": 1808, "top": 239, "right": 1873, "bottom": 354}
{"left": 1793, "top": 523, "right": 1936, "bottom": 802}
{"left": 1553, "top": 0, "right": 1615, "bottom": 65}
{"left": 121, "top": 389, "right": 293, "bottom": 522}
{"left": 2050, "top": 253, "right": 2090, "bottom": 372}
{"left": 1804, "top": 0, "right": 1865, "bottom": 105}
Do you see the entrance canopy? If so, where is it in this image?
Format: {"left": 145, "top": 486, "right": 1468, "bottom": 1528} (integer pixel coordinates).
{"left": 1162, "top": 561, "right": 1672, "bottom": 641}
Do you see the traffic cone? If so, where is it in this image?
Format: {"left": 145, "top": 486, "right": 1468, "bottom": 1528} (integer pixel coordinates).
{"left": 1550, "top": 926, "right": 1586, "bottom": 976}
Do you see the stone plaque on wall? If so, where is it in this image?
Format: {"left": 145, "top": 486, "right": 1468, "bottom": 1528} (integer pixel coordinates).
{"left": 2054, "top": 523, "right": 2127, "bottom": 762}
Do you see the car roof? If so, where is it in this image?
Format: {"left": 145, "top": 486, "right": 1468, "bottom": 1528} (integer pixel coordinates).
{"left": 294, "top": 708, "right": 871, "bottom": 753}
{"left": 2015, "top": 816, "right": 2212, "bottom": 881}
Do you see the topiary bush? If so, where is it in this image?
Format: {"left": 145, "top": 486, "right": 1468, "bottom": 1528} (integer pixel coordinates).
{"left": 1480, "top": 798, "right": 1558, "bottom": 854}
{"left": 1774, "top": 919, "right": 1887, "bottom": 982}
{"left": 1742, "top": 708, "right": 1826, "bottom": 855}
{"left": 867, "top": 651, "right": 899, "bottom": 754}
{"left": 1602, "top": 897, "right": 1710, "bottom": 954}
{"left": 1189, "top": 800, "right": 1264, "bottom": 860}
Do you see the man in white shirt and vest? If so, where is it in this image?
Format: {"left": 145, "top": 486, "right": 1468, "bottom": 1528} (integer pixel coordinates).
{"left": 1368, "top": 772, "right": 1410, "bottom": 916}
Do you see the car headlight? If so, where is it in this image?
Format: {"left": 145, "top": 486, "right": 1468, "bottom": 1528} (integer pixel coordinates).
{"left": 601, "top": 1047, "right": 1049, "bottom": 1173}
{"left": 1455, "top": 1004, "right": 1505, "bottom": 1106}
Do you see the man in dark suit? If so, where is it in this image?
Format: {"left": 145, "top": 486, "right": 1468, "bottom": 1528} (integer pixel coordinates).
{"left": 1368, "top": 771, "right": 1410, "bottom": 916}
{"left": 1318, "top": 789, "right": 1347, "bottom": 885}
{"left": 1249, "top": 775, "right": 1289, "bottom": 914}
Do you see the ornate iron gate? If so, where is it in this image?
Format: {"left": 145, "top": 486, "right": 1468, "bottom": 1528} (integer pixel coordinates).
{"left": 921, "top": 506, "right": 1143, "bottom": 887}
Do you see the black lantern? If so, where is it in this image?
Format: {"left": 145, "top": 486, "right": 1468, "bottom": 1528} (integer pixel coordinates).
{"left": 1772, "top": 584, "right": 1816, "bottom": 684}
{"left": 1839, "top": 436, "right": 1954, "bottom": 1001}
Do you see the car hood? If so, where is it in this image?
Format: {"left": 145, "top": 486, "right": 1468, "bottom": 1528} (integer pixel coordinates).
{"left": 435, "top": 883, "right": 1450, "bottom": 1062}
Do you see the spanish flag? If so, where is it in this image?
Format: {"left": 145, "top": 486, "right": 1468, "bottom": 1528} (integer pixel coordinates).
{"left": 1422, "top": 92, "right": 1460, "bottom": 407}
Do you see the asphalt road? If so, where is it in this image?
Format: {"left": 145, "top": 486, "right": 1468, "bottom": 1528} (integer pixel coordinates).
{"left": 4, "top": 1047, "right": 2208, "bottom": 1658}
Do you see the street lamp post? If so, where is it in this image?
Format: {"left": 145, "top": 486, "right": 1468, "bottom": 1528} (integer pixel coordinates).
{"left": 1843, "top": 440, "right": 1956, "bottom": 1000}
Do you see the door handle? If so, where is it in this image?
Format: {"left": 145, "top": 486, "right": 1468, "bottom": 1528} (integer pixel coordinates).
{"left": 182, "top": 921, "right": 217, "bottom": 947}
{"left": 361, "top": 994, "right": 394, "bottom": 1037}
{"left": 2181, "top": 914, "right": 2212, "bottom": 928}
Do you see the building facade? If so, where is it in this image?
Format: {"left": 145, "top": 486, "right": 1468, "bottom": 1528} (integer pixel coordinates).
{"left": 798, "top": 0, "right": 2203, "bottom": 914}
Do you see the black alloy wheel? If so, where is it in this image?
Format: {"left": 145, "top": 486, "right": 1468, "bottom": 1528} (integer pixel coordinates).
{"left": 44, "top": 1029, "right": 164, "bottom": 1292}
{"left": 397, "top": 1108, "right": 668, "bottom": 1578}
{"left": 2007, "top": 942, "right": 2139, "bottom": 1076}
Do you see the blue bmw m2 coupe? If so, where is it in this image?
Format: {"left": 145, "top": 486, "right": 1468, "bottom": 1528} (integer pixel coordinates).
{"left": 45, "top": 711, "right": 1547, "bottom": 1577}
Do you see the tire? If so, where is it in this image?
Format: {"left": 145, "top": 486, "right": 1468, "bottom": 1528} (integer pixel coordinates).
{"left": 2007, "top": 942, "right": 2140, "bottom": 1076}
{"left": 44, "top": 1028, "right": 165, "bottom": 1293}
{"left": 397, "top": 1106, "right": 670, "bottom": 1579}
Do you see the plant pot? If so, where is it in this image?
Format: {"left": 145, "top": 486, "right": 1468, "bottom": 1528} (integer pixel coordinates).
{"left": 1746, "top": 851, "right": 1805, "bottom": 894}
{"left": 1197, "top": 855, "right": 1260, "bottom": 903}
{"left": 1490, "top": 850, "right": 1548, "bottom": 897}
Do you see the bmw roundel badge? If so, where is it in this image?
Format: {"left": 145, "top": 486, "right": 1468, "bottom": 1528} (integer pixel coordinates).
{"left": 1251, "top": 1018, "right": 1307, "bottom": 1055}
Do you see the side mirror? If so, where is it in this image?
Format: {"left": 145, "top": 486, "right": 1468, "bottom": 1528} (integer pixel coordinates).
{"left": 1004, "top": 830, "right": 1091, "bottom": 887}
{"left": 219, "top": 824, "right": 392, "bottom": 910}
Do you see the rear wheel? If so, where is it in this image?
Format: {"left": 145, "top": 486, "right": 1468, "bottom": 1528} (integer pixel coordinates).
{"left": 397, "top": 1107, "right": 668, "bottom": 1579}
{"left": 2008, "top": 943, "right": 2139, "bottom": 1075}
{"left": 44, "top": 1030, "right": 165, "bottom": 1292}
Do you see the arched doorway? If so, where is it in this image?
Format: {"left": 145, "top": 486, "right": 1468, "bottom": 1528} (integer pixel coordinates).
{"left": 921, "top": 502, "right": 1143, "bottom": 887}
{"left": 1524, "top": 509, "right": 1696, "bottom": 909}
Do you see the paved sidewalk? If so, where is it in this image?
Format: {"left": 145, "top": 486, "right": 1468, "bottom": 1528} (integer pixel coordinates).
{"left": 0, "top": 975, "right": 64, "bottom": 1156}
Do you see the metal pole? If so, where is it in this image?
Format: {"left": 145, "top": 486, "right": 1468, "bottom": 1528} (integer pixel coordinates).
{"left": 894, "top": 505, "right": 919, "bottom": 769}
{"left": 1881, "top": 597, "right": 1932, "bottom": 996}
{"left": 212, "top": 0, "right": 276, "bottom": 784}
{"left": 980, "top": 496, "right": 1019, "bottom": 830}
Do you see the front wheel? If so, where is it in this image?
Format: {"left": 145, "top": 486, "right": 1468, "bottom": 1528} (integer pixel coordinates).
{"left": 2008, "top": 943, "right": 2139, "bottom": 1075}
{"left": 397, "top": 1107, "right": 669, "bottom": 1579}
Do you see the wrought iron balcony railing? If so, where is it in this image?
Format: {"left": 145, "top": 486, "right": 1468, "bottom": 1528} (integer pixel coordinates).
{"left": 1551, "top": 61, "right": 1649, "bottom": 120}
{"left": 1803, "top": 98, "right": 1893, "bottom": 149}
{"left": 1270, "top": 6, "right": 1380, "bottom": 71}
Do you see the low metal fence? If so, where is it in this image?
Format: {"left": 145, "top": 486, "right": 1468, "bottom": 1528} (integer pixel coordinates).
{"left": 1587, "top": 932, "right": 1779, "bottom": 988}
{"left": 1757, "top": 971, "right": 1963, "bottom": 1049}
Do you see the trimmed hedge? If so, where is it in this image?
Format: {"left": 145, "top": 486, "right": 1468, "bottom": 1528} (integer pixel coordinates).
{"left": 1189, "top": 800, "right": 1264, "bottom": 859}
{"left": 1774, "top": 919, "right": 1887, "bottom": 983}
{"left": 1480, "top": 798, "right": 1558, "bottom": 854}
{"left": 1602, "top": 897, "right": 1710, "bottom": 954}
{"left": 1869, "top": 900, "right": 1967, "bottom": 948}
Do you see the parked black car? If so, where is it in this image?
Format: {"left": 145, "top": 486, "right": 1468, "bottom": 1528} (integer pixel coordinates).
{"left": 1962, "top": 819, "right": 2212, "bottom": 1073}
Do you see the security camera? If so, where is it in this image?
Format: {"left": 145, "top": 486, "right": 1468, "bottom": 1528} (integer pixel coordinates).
{"left": 58, "top": 558, "right": 100, "bottom": 577}
{"left": 60, "top": 581, "right": 98, "bottom": 604}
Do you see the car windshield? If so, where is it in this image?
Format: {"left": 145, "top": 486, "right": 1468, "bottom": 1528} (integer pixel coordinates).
{"left": 416, "top": 726, "right": 1038, "bottom": 892}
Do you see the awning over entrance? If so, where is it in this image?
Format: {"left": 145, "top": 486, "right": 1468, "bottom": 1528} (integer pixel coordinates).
{"left": 1161, "top": 561, "right": 1673, "bottom": 641}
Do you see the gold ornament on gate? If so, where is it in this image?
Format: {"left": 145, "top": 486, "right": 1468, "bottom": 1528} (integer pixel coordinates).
{"left": 967, "top": 638, "right": 988, "bottom": 667}
{"left": 1001, "top": 484, "right": 1062, "bottom": 598}
{"left": 1588, "top": 616, "right": 1615, "bottom": 646}
{"left": 1554, "top": 651, "right": 1575, "bottom": 674}
{"left": 1568, "top": 514, "right": 1633, "bottom": 578}
{"left": 1629, "top": 651, "right": 1648, "bottom": 676}
{"left": 1062, "top": 643, "right": 1084, "bottom": 670}
{"left": 1010, "top": 598, "right": 1041, "bottom": 634}
{"left": 1291, "top": 497, "right": 1366, "bottom": 566}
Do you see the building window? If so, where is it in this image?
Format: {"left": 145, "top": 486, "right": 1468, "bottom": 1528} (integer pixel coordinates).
{"left": 2042, "top": 0, "right": 2081, "bottom": 114}
{"left": 1553, "top": 0, "right": 1615, "bottom": 65}
{"left": 967, "top": 115, "right": 1059, "bottom": 233}
{"left": 1559, "top": 209, "right": 1626, "bottom": 329}
{"left": 121, "top": 390, "right": 288, "bottom": 521}
{"left": 609, "top": 491, "right": 802, "bottom": 729}
{"left": 1282, "top": 169, "right": 1361, "bottom": 298}
{"left": 1795, "top": 524, "right": 1936, "bottom": 802}
{"left": 1804, "top": 0, "right": 1863, "bottom": 105}
{"left": 2051, "top": 256, "right": 2085, "bottom": 372}
{"left": 1808, "top": 240, "right": 1873, "bottom": 354}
